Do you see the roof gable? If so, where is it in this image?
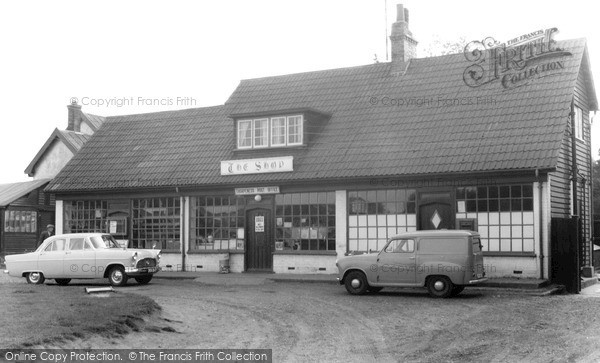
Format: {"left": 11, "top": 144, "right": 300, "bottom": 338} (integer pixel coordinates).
{"left": 25, "top": 129, "right": 91, "bottom": 176}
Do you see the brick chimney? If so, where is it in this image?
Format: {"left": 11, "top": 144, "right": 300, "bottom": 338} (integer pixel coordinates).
{"left": 390, "top": 4, "right": 417, "bottom": 76}
{"left": 67, "top": 100, "right": 82, "bottom": 132}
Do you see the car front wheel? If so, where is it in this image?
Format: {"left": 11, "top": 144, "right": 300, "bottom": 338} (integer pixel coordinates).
{"left": 55, "top": 279, "right": 71, "bottom": 286}
{"left": 427, "top": 276, "right": 453, "bottom": 298}
{"left": 26, "top": 272, "right": 45, "bottom": 284}
{"left": 344, "top": 271, "right": 369, "bottom": 295}
{"left": 135, "top": 275, "right": 153, "bottom": 285}
{"left": 108, "top": 266, "right": 128, "bottom": 287}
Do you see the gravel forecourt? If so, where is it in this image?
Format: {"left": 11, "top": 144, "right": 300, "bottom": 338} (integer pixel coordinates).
{"left": 10, "top": 276, "right": 596, "bottom": 363}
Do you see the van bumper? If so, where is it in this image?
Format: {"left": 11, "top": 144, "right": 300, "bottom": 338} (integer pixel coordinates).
{"left": 467, "top": 277, "right": 488, "bottom": 284}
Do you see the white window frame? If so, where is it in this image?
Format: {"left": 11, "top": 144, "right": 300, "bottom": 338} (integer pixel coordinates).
{"left": 574, "top": 106, "right": 584, "bottom": 140}
{"left": 287, "top": 115, "right": 303, "bottom": 146}
{"left": 237, "top": 120, "right": 253, "bottom": 149}
{"left": 253, "top": 118, "right": 269, "bottom": 148}
{"left": 271, "top": 117, "right": 287, "bottom": 147}
{"left": 237, "top": 115, "right": 304, "bottom": 149}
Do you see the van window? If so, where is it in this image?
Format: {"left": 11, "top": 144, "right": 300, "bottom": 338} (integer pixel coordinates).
{"left": 419, "top": 237, "right": 464, "bottom": 254}
{"left": 385, "top": 239, "right": 415, "bottom": 253}
{"left": 472, "top": 237, "right": 482, "bottom": 253}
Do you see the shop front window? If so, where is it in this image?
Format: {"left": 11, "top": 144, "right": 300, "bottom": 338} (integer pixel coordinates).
{"left": 190, "top": 196, "right": 246, "bottom": 251}
{"left": 4, "top": 210, "right": 37, "bottom": 233}
{"left": 348, "top": 189, "right": 417, "bottom": 253}
{"left": 132, "top": 197, "right": 181, "bottom": 250}
{"left": 63, "top": 200, "right": 107, "bottom": 234}
{"left": 275, "top": 192, "right": 336, "bottom": 251}
{"left": 456, "top": 184, "right": 534, "bottom": 253}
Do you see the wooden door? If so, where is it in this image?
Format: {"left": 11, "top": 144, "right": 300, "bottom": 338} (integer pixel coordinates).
{"left": 246, "top": 209, "right": 273, "bottom": 271}
{"left": 418, "top": 192, "right": 454, "bottom": 230}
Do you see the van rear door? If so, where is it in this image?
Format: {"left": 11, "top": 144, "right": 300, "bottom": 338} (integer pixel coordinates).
{"left": 472, "top": 236, "right": 485, "bottom": 279}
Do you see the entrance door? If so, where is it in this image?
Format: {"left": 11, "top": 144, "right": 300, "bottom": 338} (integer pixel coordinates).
{"left": 246, "top": 209, "right": 273, "bottom": 271}
{"left": 418, "top": 192, "right": 454, "bottom": 230}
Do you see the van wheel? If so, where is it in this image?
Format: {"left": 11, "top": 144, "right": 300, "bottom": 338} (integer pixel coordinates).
{"left": 427, "top": 276, "right": 453, "bottom": 298}
{"left": 26, "top": 272, "right": 45, "bottom": 284}
{"left": 451, "top": 286, "right": 465, "bottom": 297}
{"left": 344, "top": 271, "right": 369, "bottom": 295}
{"left": 108, "top": 266, "right": 128, "bottom": 287}
{"left": 55, "top": 279, "right": 71, "bottom": 286}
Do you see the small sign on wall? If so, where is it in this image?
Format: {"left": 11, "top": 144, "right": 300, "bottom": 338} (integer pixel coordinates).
{"left": 255, "top": 216, "right": 265, "bottom": 232}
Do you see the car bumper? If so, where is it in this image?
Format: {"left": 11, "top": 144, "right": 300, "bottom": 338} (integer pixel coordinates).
{"left": 124, "top": 266, "right": 160, "bottom": 276}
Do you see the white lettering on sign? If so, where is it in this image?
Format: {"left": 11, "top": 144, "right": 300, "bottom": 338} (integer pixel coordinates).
{"left": 221, "top": 156, "right": 293, "bottom": 176}
{"left": 255, "top": 216, "right": 265, "bottom": 233}
{"left": 235, "top": 186, "right": 280, "bottom": 195}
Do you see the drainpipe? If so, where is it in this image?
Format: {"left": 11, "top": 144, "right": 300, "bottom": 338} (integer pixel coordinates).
{"left": 536, "top": 169, "right": 544, "bottom": 280}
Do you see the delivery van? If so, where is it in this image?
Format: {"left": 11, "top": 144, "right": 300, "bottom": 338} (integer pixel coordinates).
{"left": 336, "top": 230, "right": 487, "bottom": 298}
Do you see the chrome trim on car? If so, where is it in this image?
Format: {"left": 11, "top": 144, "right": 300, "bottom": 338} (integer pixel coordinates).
{"left": 124, "top": 266, "right": 160, "bottom": 274}
{"left": 468, "top": 277, "right": 488, "bottom": 284}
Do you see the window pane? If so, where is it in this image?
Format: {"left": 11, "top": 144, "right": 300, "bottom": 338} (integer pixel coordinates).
{"left": 287, "top": 115, "right": 303, "bottom": 145}
{"left": 254, "top": 119, "right": 269, "bottom": 147}
{"left": 271, "top": 117, "right": 286, "bottom": 146}
{"left": 237, "top": 120, "right": 252, "bottom": 148}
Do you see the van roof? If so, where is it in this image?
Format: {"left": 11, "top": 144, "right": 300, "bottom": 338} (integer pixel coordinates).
{"left": 390, "top": 230, "right": 480, "bottom": 239}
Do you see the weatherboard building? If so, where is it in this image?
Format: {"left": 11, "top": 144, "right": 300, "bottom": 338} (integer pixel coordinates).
{"left": 46, "top": 6, "right": 597, "bottom": 285}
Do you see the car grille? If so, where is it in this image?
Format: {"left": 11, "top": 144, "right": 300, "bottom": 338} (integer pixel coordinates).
{"left": 136, "top": 258, "right": 157, "bottom": 268}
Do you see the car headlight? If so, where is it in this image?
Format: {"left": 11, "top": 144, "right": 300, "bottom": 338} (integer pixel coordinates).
{"left": 131, "top": 252, "right": 138, "bottom": 265}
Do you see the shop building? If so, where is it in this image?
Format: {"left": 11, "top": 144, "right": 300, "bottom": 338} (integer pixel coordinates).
{"left": 46, "top": 6, "right": 597, "bottom": 281}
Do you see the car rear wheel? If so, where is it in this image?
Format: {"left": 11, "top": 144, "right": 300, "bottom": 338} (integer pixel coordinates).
{"left": 135, "top": 275, "right": 153, "bottom": 285}
{"left": 427, "top": 276, "right": 453, "bottom": 298}
{"left": 344, "top": 271, "right": 369, "bottom": 295}
{"left": 108, "top": 266, "right": 128, "bottom": 287}
{"left": 26, "top": 272, "right": 45, "bottom": 284}
{"left": 55, "top": 279, "right": 71, "bottom": 286}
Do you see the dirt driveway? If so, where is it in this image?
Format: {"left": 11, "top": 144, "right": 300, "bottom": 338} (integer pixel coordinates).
{"left": 31, "top": 278, "right": 600, "bottom": 363}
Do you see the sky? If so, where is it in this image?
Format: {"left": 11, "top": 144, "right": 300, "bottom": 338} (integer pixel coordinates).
{"left": 0, "top": 0, "right": 598, "bottom": 184}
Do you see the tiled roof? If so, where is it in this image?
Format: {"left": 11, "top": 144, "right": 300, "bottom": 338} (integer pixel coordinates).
{"left": 25, "top": 129, "right": 91, "bottom": 177}
{"left": 47, "top": 39, "right": 596, "bottom": 193}
{"left": 0, "top": 179, "right": 51, "bottom": 207}
{"left": 82, "top": 113, "right": 106, "bottom": 131}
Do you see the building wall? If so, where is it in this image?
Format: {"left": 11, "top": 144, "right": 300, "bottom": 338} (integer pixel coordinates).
{"left": 33, "top": 140, "right": 74, "bottom": 180}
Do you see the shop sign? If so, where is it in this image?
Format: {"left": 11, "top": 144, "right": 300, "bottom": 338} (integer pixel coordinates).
{"left": 221, "top": 156, "right": 293, "bottom": 176}
{"left": 235, "top": 186, "right": 280, "bottom": 195}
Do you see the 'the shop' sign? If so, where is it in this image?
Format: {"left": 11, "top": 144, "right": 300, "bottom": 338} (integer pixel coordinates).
{"left": 221, "top": 156, "right": 294, "bottom": 176}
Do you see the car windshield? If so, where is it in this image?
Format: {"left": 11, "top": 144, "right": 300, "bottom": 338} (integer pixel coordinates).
{"left": 90, "top": 235, "right": 120, "bottom": 249}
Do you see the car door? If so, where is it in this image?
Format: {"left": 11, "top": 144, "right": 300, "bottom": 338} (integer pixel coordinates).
{"left": 64, "top": 237, "right": 96, "bottom": 278}
{"left": 37, "top": 238, "right": 66, "bottom": 277}
{"left": 377, "top": 238, "right": 417, "bottom": 284}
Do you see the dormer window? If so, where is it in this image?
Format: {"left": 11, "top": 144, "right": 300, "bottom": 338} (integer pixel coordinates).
{"left": 237, "top": 115, "right": 303, "bottom": 149}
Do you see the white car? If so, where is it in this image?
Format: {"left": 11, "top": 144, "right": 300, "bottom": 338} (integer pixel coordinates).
{"left": 4, "top": 233, "right": 161, "bottom": 286}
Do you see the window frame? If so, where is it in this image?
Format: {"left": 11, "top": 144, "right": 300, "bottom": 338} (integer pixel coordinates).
{"left": 237, "top": 119, "right": 253, "bottom": 149}
{"left": 236, "top": 115, "right": 304, "bottom": 149}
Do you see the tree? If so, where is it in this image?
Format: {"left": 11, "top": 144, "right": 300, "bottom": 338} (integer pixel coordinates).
{"left": 420, "top": 35, "right": 469, "bottom": 57}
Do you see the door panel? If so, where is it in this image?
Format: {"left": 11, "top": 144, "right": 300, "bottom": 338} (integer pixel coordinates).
{"left": 38, "top": 238, "right": 66, "bottom": 277}
{"left": 246, "top": 209, "right": 272, "bottom": 271}
{"left": 377, "top": 238, "right": 416, "bottom": 284}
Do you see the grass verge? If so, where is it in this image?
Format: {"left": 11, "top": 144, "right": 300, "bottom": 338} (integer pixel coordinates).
{"left": 0, "top": 283, "right": 160, "bottom": 348}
